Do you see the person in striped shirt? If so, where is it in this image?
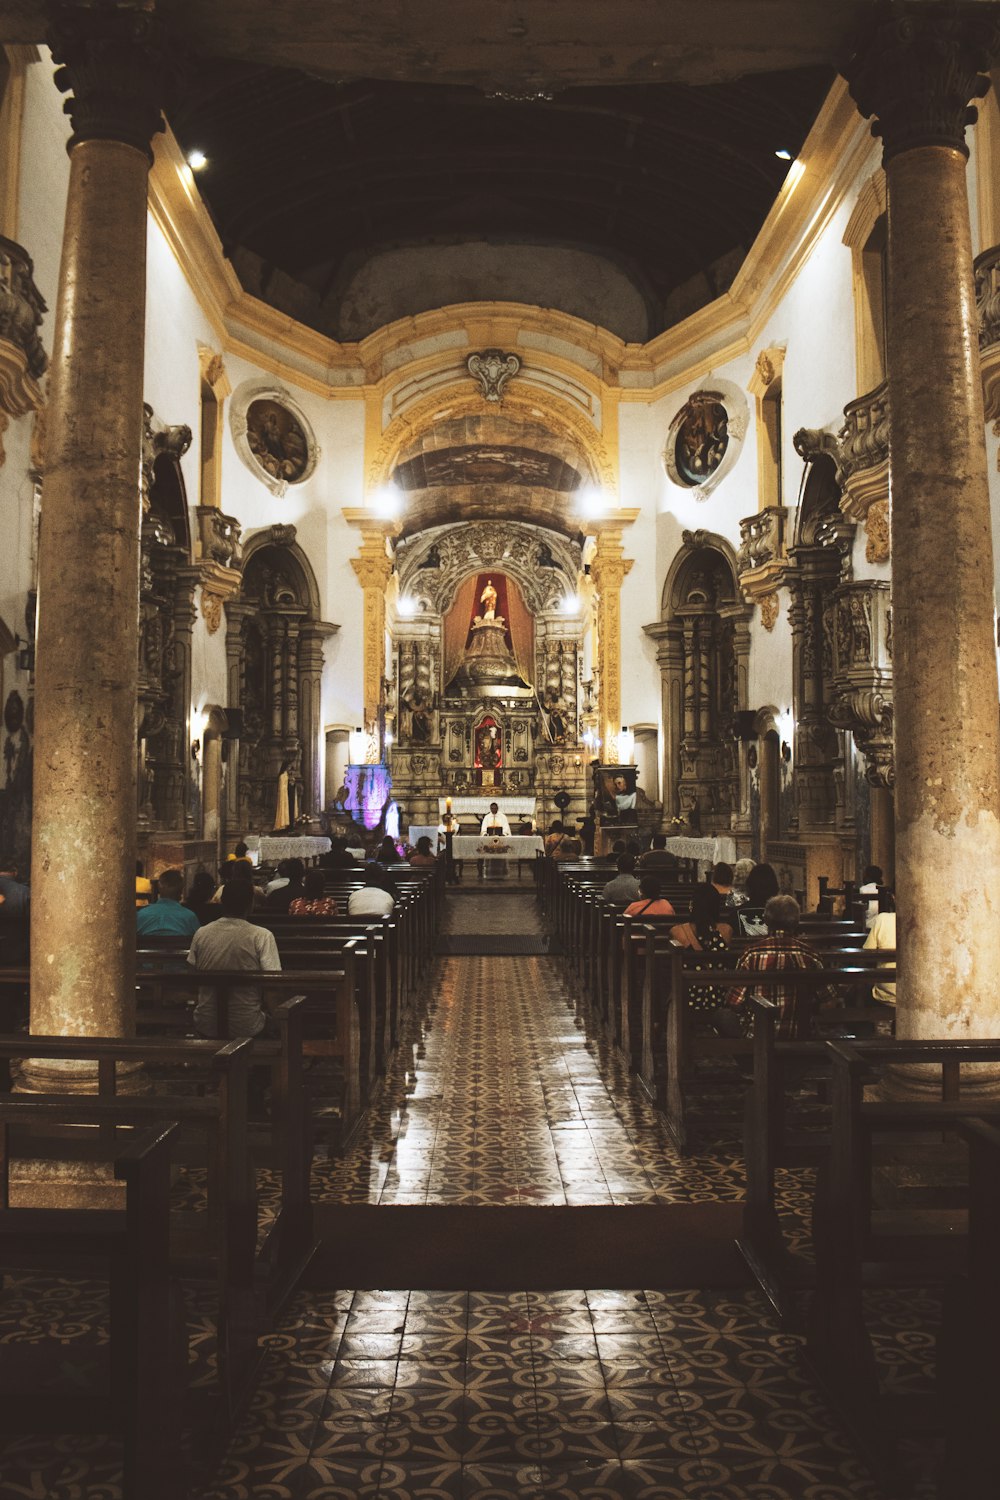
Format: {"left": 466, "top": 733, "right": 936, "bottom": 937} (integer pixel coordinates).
{"left": 721, "top": 894, "right": 826, "bottom": 1039}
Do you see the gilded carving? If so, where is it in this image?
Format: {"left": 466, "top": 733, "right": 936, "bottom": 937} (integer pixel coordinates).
{"left": 865, "top": 498, "right": 890, "bottom": 563}
{"left": 397, "top": 520, "right": 580, "bottom": 615}
{"left": 201, "top": 588, "right": 223, "bottom": 635}
{"left": 467, "top": 349, "right": 521, "bottom": 404}
{"left": 0, "top": 236, "right": 47, "bottom": 466}
{"left": 759, "top": 592, "right": 779, "bottom": 632}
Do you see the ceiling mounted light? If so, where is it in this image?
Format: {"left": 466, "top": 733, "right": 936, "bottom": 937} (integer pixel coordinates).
{"left": 187, "top": 149, "right": 208, "bottom": 172}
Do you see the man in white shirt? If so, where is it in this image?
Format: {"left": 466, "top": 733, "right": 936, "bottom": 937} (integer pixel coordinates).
{"left": 480, "top": 802, "right": 511, "bottom": 836}
{"left": 347, "top": 867, "right": 396, "bottom": 917}
{"left": 188, "top": 880, "right": 280, "bottom": 1037}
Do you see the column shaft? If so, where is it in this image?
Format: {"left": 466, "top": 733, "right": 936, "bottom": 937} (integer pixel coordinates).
{"left": 887, "top": 143, "right": 1000, "bottom": 1039}
{"left": 30, "top": 138, "right": 150, "bottom": 1040}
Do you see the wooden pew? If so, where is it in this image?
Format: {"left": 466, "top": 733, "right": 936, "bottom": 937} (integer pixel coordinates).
{"left": 660, "top": 956, "right": 894, "bottom": 1155}
{"left": 805, "top": 1037, "right": 1000, "bottom": 1488}
{"left": 133, "top": 964, "right": 364, "bottom": 1148}
{"left": 939, "top": 1117, "right": 1000, "bottom": 1500}
{"left": 736, "top": 987, "right": 895, "bottom": 1325}
{"left": 0, "top": 1112, "right": 180, "bottom": 1500}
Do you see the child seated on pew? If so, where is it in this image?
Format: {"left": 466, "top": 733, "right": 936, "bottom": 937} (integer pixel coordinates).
{"left": 288, "top": 869, "right": 339, "bottom": 918}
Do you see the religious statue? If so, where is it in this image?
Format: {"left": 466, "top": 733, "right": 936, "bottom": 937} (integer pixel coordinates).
{"left": 477, "top": 724, "right": 501, "bottom": 770}
{"left": 407, "top": 693, "right": 432, "bottom": 744}
{"left": 479, "top": 576, "right": 497, "bottom": 618}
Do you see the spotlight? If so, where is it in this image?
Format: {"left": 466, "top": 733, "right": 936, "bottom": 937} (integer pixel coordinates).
{"left": 187, "top": 149, "right": 208, "bottom": 172}
{"left": 774, "top": 148, "right": 792, "bottom": 161}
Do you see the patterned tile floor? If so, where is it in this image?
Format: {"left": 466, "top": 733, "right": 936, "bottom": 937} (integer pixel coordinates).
{"left": 0, "top": 890, "right": 940, "bottom": 1498}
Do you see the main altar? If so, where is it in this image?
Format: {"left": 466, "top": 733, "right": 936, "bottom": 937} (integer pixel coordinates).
{"left": 386, "top": 529, "right": 591, "bottom": 836}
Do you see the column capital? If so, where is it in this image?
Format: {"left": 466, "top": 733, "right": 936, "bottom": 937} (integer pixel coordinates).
{"left": 47, "top": 1, "right": 173, "bottom": 161}
{"left": 845, "top": 3, "right": 1000, "bottom": 163}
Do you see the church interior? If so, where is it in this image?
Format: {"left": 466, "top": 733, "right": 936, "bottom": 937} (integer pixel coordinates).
{"left": 1, "top": 1, "right": 1000, "bottom": 1496}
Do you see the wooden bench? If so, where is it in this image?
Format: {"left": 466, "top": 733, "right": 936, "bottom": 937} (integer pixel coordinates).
{"left": 133, "top": 964, "right": 364, "bottom": 1148}
{"left": 805, "top": 1037, "right": 1000, "bottom": 1488}
{"left": 0, "top": 1112, "right": 181, "bottom": 1499}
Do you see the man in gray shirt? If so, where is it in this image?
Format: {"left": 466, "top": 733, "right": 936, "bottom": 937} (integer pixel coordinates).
{"left": 188, "top": 879, "right": 280, "bottom": 1037}
{"left": 601, "top": 854, "right": 641, "bottom": 907}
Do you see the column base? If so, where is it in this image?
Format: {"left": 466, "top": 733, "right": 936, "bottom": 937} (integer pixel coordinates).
{"left": 8, "top": 1155, "right": 125, "bottom": 1209}
{"left": 15, "top": 1056, "right": 150, "bottom": 1095}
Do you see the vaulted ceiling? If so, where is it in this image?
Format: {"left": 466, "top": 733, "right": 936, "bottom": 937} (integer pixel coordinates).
{"left": 169, "top": 64, "right": 832, "bottom": 342}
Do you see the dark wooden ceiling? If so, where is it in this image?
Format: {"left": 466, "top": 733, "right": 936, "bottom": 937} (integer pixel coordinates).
{"left": 170, "top": 63, "right": 833, "bottom": 341}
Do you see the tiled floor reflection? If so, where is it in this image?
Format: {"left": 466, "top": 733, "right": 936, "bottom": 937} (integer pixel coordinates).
{"left": 198, "top": 1287, "right": 936, "bottom": 1500}
{"left": 313, "top": 953, "right": 758, "bottom": 1208}
{"left": 0, "top": 891, "right": 939, "bottom": 1498}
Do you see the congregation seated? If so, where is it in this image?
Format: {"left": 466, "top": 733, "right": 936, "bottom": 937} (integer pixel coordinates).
{"left": 0, "top": 855, "right": 30, "bottom": 961}
{"left": 744, "top": 860, "right": 779, "bottom": 908}
{"left": 136, "top": 867, "right": 200, "bottom": 939}
{"left": 320, "top": 838, "right": 358, "bottom": 869}
{"left": 546, "top": 822, "right": 582, "bottom": 860}
{"left": 669, "top": 884, "right": 734, "bottom": 1014}
{"left": 862, "top": 888, "right": 896, "bottom": 1004}
{"left": 348, "top": 866, "right": 395, "bottom": 917}
{"left": 376, "top": 835, "right": 406, "bottom": 865}
{"left": 728, "top": 857, "right": 756, "bottom": 907}
{"left": 597, "top": 837, "right": 626, "bottom": 866}
{"left": 623, "top": 874, "right": 675, "bottom": 919}
{"left": 185, "top": 869, "right": 219, "bottom": 926}
{"left": 225, "top": 840, "right": 254, "bottom": 867}
{"left": 264, "top": 857, "right": 293, "bottom": 895}
{"left": 188, "top": 878, "right": 280, "bottom": 1038}
{"left": 719, "top": 893, "right": 824, "bottom": 1039}
{"left": 135, "top": 858, "right": 153, "bottom": 908}
{"left": 288, "top": 868, "right": 339, "bottom": 917}
{"left": 264, "top": 857, "right": 305, "bottom": 912}
{"left": 601, "top": 854, "right": 641, "bottom": 907}
{"left": 859, "top": 862, "right": 883, "bottom": 927}
{"left": 709, "top": 861, "right": 734, "bottom": 901}
{"left": 638, "top": 834, "right": 678, "bottom": 873}
{"left": 407, "top": 835, "right": 437, "bottom": 867}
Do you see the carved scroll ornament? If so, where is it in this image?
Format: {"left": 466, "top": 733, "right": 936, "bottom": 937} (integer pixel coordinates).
{"left": 467, "top": 350, "right": 521, "bottom": 404}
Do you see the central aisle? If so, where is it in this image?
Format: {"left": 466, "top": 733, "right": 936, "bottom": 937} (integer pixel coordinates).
{"left": 199, "top": 888, "right": 933, "bottom": 1500}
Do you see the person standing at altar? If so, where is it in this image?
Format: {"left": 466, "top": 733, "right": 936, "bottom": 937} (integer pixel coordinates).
{"left": 480, "top": 801, "right": 511, "bottom": 836}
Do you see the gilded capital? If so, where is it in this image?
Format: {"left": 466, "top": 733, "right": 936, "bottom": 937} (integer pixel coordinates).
{"left": 48, "top": 2, "right": 174, "bottom": 160}
{"left": 845, "top": 5, "right": 1000, "bottom": 163}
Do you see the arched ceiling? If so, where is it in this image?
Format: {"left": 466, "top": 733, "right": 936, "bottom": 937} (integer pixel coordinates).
{"left": 390, "top": 411, "right": 593, "bottom": 539}
{"left": 170, "top": 64, "right": 832, "bottom": 342}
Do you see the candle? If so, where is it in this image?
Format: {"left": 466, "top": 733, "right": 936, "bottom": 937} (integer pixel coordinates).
{"left": 446, "top": 796, "right": 452, "bottom": 811}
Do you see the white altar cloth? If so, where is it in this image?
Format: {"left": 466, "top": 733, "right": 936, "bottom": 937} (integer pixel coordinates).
{"left": 244, "top": 835, "right": 332, "bottom": 865}
{"left": 451, "top": 835, "right": 544, "bottom": 860}
{"left": 439, "top": 797, "right": 535, "bottom": 818}
{"left": 663, "top": 835, "right": 737, "bottom": 872}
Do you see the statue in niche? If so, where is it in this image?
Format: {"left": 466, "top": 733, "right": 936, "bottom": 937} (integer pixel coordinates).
{"left": 477, "top": 723, "right": 501, "bottom": 771}
{"left": 475, "top": 578, "right": 502, "bottom": 625}
{"left": 407, "top": 693, "right": 432, "bottom": 744}
{"left": 417, "top": 543, "right": 442, "bottom": 569}
{"left": 543, "top": 692, "right": 568, "bottom": 745}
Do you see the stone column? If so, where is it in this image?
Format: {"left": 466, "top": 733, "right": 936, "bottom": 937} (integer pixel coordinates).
{"left": 344, "top": 510, "right": 399, "bottom": 757}
{"left": 223, "top": 598, "right": 252, "bottom": 837}
{"left": 28, "top": 5, "right": 170, "bottom": 1062}
{"left": 586, "top": 518, "right": 637, "bottom": 764}
{"left": 847, "top": 9, "right": 1000, "bottom": 1047}
{"left": 299, "top": 622, "right": 336, "bottom": 813}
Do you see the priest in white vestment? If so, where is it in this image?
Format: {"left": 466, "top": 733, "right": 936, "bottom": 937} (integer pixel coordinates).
{"left": 480, "top": 802, "right": 511, "bottom": 836}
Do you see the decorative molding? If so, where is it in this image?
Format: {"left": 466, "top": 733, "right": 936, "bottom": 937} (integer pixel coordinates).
{"left": 793, "top": 378, "right": 890, "bottom": 527}
{"left": 827, "top": 580, "right": 894, "bottom": 787}
{"left": 197, "top": 342, "right": 231, "bottom": 400}
{"left": 199, "top": 564, "right": 242, "bottom": 635}
{"left": 738, "top": 508, "right": 789, "bottom": 602}
{"left": 467, "top": 349, "right": 521, "bottom": 404}
{"left": 0, "top": 235, "right": 47, "bottom": 465}
{"left": 196, "top": 505, "right": 242, "bottom": 569}
{"left": 662, "top": 380, "right": 748, "bottom": 500}
{"left": 396, "top": 521, "right": 581, "bottom": 616}
{"left": 747, "top": 343, "right": 786, "bottom": 399}
{"left": 140, "top": 400, "right": 191, "bottom": 515}
{"left": 759, "top": 592, "right": 780, "bottom": 632}
{"left": 230, "top": 379, "right": 319, "bottom": 497}
{"left": 845, "top": 9, "right": 1000, "bottom": 164}
{"left": 47, "top": 1, "right": 172, "bottom": 162}
{"left": 865, "top": 497, "right": 890, "bottom": 565}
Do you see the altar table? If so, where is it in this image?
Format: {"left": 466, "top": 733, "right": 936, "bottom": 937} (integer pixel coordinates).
{"left": 662, "top": 834, "right": 737, "bottom": 875}
{"left": 244, "top": 834, "right": 332, "bottom": 865}
{"left": 451, "top": 835, "right": 544, "bottom": 860}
